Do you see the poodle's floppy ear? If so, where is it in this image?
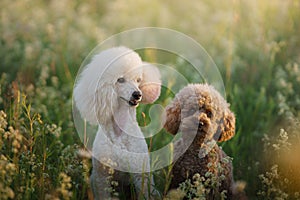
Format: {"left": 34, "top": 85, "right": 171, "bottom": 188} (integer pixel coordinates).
{"left": 217, "top": 109, "right": 236, "bottom": 142}
{"left": 163, "top": 97, "right": 181, "bottom": 135}
{"left": 73, "top": 60, "right": 118, "bottom": 126}
{"left": 139, "top": 63, "right": 161, "bottom": 104}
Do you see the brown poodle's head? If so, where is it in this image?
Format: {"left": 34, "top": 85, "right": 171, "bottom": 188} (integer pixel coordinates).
{"left": 164, "top": 84, "right": 235, "bottom": 143}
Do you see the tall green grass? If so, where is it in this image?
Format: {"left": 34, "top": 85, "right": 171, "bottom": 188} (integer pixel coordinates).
{"left": 1, "top": 0, "right": 300, "bottom": 199}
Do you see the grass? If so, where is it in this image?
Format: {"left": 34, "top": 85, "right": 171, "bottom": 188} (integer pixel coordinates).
{"left": 1, "top": 0, "right": 300, "bottom": 199}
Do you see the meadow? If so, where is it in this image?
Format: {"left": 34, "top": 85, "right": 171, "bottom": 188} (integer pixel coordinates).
{"left": 1, "top": 0, "right": 300, "bottom": 199}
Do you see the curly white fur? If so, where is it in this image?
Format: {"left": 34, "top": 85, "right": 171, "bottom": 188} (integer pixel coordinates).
{"left": 74, "top": 46, "right": 161, "bottom": 199}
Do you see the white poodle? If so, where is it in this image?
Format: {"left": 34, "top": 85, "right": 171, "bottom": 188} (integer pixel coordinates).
{"left": 73, "top": 46, "right": 161, "bottom": 199}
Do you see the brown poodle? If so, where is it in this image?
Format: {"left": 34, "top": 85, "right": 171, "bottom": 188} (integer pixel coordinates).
{"left": 164, "top": 83, "right": 240, "bottom": 199}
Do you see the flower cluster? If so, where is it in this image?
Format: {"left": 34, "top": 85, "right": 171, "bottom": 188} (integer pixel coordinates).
{"left": 259, "top": 125, "right": 300, "bottom": 199}
{"left": 172, "top": 154, "right": 232, "bottom": 200}
{"left": 0, "top": 87, "right": 91, "bottom": 199}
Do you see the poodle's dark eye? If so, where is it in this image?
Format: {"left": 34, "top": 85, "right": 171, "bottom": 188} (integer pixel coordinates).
{"left": 206, "top": 111, "right": 213, "bottom": 118}
{"left": 137, "top": 77, "right": 142, "bottom": 83}
{"left": 117, "top": 77, "right": 125, "bottom": 83}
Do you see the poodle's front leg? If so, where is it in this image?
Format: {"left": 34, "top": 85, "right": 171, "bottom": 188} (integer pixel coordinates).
{"left": 90, "top": 158, "right": 112, "bottom": 200}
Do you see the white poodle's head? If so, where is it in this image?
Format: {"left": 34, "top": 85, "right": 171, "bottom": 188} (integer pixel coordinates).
{"left": 74, "top": 46, "right": 161, "bottom": 126}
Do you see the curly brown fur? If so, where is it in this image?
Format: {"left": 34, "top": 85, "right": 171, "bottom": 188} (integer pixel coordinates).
{"left": 164, "top": 84, "right": 239, "bottom": 199}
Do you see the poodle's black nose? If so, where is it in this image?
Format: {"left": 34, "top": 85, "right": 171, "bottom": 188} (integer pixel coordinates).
{"left": 132, "top": 91, "right": 142, "bottom": 100}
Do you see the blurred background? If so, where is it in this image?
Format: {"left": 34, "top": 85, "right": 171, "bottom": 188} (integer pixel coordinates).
{"left": 0, "top": 0, "right": 300, "bottom": 199}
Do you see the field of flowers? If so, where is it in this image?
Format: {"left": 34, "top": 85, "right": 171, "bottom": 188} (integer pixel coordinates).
{"left": 1, "top": 0, "right": 300, "bottom": 199}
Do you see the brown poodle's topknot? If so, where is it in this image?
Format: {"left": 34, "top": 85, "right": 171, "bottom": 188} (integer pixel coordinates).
{"left": 164, "top": 83, "right": 235, "bottom": 142}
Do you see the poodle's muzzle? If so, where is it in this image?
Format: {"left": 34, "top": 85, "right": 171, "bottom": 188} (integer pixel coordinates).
{"left": 121, "top": 91, "right": 142, "bottom": 106}
{"left": 129, "top": 91, "right": 142, "bottom": 106}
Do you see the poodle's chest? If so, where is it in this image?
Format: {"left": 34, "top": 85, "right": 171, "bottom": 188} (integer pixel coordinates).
{"left": 92, "top": 129, "right": 150, "bottom": 172}
{"left": 170, "top": 146, "right": 221, "bottom": 187}
{"left": 112, "top": 133, "right": 148, "bottom": 152}
{"left": 94, "top": 132, "right": 148, "bottom": 153}
{"left": 93, "top": 128, "right": 149, "bottom": 153}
